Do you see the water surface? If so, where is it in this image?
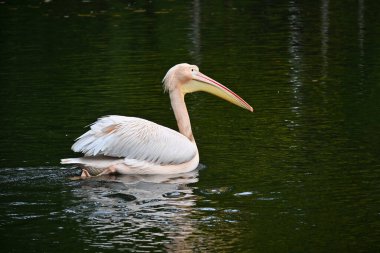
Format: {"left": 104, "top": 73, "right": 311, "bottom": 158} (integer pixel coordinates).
{"left": 0, "top": 1, "right": 379, "bottom": 252}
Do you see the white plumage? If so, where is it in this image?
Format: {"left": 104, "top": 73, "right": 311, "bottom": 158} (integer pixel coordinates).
{"left": 72, "top": 116, "right": 196, "bottom": 165}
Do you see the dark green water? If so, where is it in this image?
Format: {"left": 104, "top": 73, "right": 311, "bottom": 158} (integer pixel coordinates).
{"left": 1, "top": 0, "right": 379, "bottom": 252}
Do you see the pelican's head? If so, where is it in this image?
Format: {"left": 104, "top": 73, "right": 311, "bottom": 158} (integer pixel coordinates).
{"left": 163, "top": 63, "right": 253, "bottom": 112}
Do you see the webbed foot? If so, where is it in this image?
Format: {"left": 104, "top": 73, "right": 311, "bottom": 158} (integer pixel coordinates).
{"left": 80, "top": 169, "right": 91, "bottom": 179}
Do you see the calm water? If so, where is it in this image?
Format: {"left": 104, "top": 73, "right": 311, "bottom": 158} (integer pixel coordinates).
{"left": 1, "top": 0, "right": 380, "bottom": 252}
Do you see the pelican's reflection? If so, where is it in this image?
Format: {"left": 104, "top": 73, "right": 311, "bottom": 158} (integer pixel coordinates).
{"left": 69, "top": 170, "right": 200, "bottom": 251}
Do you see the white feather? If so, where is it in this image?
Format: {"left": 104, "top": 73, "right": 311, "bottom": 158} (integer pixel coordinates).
{"left": 71, "top": 116, "right": 197, "bottom": 165}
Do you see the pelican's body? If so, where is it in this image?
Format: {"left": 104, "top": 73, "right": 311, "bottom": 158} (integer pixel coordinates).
{"left": 61, "top": 63, "right": 253, "bottom": 177}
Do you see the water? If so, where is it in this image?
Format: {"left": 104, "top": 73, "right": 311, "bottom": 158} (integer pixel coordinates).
{"left": 1, "top": 1, "right": 380, "bottom": 252}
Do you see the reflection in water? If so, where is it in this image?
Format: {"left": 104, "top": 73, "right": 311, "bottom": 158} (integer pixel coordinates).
{"left": 358, "top": 0, "right": 365, "bottom": 88}
{"left": 189, "top": 0, "right": 202, "bottom": 65}
{"left": 0, "top": 167, "right": 256, "bottom": 252}
{"left": 287, "top": 0, "right": 303, "bottom": 126}
{"left": 358, "top": 0, "right": 365, "bottom": 60}
{"left": 321, "top": 0, "right": 329, "bottom": 79}
{"left": 67, "top": 170, "right": 200, "bottom": 251}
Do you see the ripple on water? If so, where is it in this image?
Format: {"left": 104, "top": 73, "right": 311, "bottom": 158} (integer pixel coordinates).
{"left": 162, "top": 191, "right": 187, "bottom": 198}
{"left": 197, "top": 207, "right": 217, "bottom": 212}
{"left": 199, "top": 187, "right": 232, "bottom": 195}
{"left": 105, "top": 193, "right": 137, "bottom": 202}
{"left": 0, "top": 168, "right": 246, "bottom": 251}
{"left": 61, "top": 173, "right": 201, "bottom": 251}
{"left": 234, "top": 191, "right": 256, "bottom": 197}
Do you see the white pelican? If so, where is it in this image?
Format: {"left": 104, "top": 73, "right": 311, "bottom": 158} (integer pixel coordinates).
{"left": 61, "top": 63, "right": 253, "bottom": 178}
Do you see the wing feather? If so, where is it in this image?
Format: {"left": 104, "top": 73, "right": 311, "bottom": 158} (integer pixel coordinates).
{"left": 72, "top": 116, "right": 197, "bottom": 165}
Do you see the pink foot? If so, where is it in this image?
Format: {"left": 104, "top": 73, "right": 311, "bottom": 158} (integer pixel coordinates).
{"left": 80, "top": 169, "right": 91, "bottom": 179}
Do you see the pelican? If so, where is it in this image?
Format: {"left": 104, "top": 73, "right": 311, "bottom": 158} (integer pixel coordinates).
{"left": 61, "top": 63, "right": 253, "bottom": 178}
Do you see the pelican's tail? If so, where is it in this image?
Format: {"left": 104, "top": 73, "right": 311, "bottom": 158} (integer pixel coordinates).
{"left": 61, "top": 158, "right": 82, "bottom": 165}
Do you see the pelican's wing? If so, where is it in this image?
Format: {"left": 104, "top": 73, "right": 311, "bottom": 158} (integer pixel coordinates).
{"left": 71, "top": 115, "right": 197, "bottom": 165}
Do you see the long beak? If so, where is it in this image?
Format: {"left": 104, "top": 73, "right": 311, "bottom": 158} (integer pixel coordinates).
{"left": 182, "top": 71, "right": 254, "bottom": 112}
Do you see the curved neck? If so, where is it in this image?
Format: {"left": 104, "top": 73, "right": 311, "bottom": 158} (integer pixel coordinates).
{"left": 169, "top": 89, "right": 194, "bottom": 142}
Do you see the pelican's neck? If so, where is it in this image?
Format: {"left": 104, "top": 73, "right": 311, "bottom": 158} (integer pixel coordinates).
{"left": 169, "top": 89, "right": 194, "bottom": 142}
